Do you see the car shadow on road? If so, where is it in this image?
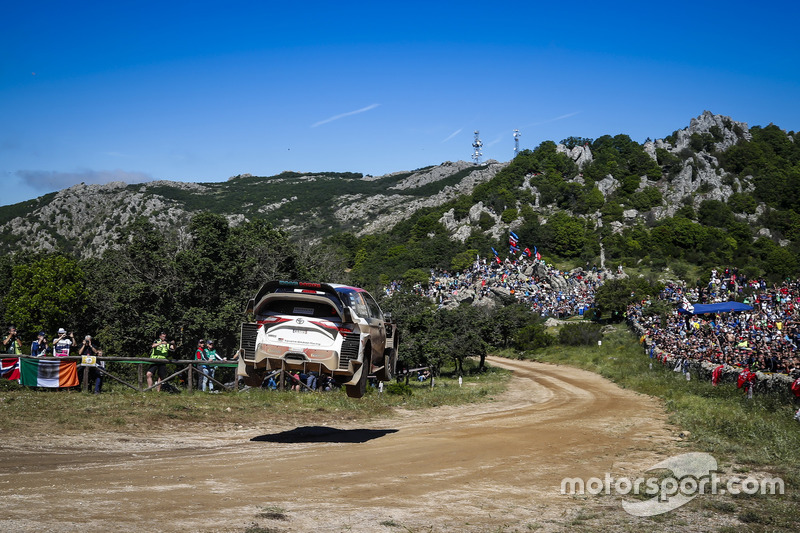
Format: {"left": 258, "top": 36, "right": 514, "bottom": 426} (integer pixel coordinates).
{"left": 251, "top": 426, "right": 398, "bottom": 444}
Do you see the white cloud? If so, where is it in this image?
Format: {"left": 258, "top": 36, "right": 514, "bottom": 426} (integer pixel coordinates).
{"left": 441, "top": 128, "right": 463, "bottom": 143}
{"left": 486, "top": 135, "right": 505, "bottom": 147}
{"left": 16, "top": 169, "right": 152, "bottom": 190}
{"left": 523, "top": 111, "right": 581, "bottom": 128}
{"left": 311, "top": 103, "right": 380, "bottom": 128}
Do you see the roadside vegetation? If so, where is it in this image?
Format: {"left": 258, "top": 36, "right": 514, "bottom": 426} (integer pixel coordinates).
{"left": 0, "top": 361, "right": 509, "bottom": 434}
{"left": 516, "top": 324, "right": 800, "bottom": 473}
{"left": 511, "top": 323, "right": 800, "bottom": 532}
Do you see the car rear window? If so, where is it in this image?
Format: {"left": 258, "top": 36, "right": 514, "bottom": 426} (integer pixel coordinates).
{"left": 261, "top": 298, "right": 340, "bottom": 319}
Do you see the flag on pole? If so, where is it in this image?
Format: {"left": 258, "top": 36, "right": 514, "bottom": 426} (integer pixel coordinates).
{"left": 1, "top": 358, "right": 20, "bottom": 381}
{"left": 20, "top": 358, "right": 79, "bottom": 388}
{"left": 509, "top": 233, "right": 518, "bottom": 247}
{"left": 523, "top": 247, "right": 531, "bottom": 257}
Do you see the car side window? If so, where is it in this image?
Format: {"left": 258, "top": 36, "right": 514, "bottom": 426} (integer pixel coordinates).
{"left": 363, "top": 293, "right": 383, "bottom": 320}
{"left": 339, "top": 290, "right": 369, "bottom": 318}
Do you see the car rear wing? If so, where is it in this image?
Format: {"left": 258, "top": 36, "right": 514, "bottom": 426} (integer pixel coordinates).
{"left": 246, "top": 280, "right": 346, "bottom": 315}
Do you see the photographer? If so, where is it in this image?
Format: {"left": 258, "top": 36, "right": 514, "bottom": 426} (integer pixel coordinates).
{"left": 78, "top": 335, "right": 103, "bottom": 393}
{"left": 78, "top": 335, "right": 98, "bottom": 357}
{"left": 31, "top": 332, "right": 49, "bottom": 357}
{"left": 53, "top": 328, "right": 74, "bottom": 357}
{"left": 147, "top": 332, "right": 175, "bottom": 392}
{"left": 3, "top": 326, "right": 22, "bottom": 355}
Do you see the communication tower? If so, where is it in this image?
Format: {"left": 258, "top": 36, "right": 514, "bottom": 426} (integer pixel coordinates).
{"left": 513, "top": 129, "right": 521, "bottom": 156}
{"left": 472, "top": 130, "right": 483, "bottom": 164}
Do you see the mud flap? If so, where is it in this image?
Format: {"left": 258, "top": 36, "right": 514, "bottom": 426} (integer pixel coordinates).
{"left": 343, "top": 360, "right": 366, "bottom": 386}
{"left": 236, "top": 357, "right": 249, "bottom": 378}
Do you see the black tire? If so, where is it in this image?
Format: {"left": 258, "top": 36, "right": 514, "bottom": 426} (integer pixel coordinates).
{"left": 242, "top": 367, "right": 265, "bottom": 388}
{"left": 346, "top": 350, "right": 370, "bottom": 398}
{"left": 376, "top": 347, "right": 396, "bottom": 382}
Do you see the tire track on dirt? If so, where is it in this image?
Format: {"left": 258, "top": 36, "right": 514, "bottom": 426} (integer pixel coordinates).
{"left": 0, "top": 357, "right": 680, "bottom": 532}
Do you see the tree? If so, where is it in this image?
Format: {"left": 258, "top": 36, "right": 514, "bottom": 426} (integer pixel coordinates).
{"left": 545, "top": 212, "right": 586, "bottom": 258}
{"left": 593, "top": 279, "right": 634, "bottom": 321}
{"left": 698, "top": 199, "right": 734, "bottom": 228}
{"left": 487, "top": 303, "right": 540, "bottom": 348}
{"left": 450, "top": 250, "right": 479, "bottom": 272}
{"left": 82, "top": 219, "right": 180, "bottom": 358}
{"left": 765, "top": 247, "right": 798, "bottom": 280}
{"left": 440, "top": 306, "right": 489, "bottom": 375}
{"left": 402, "top": 268, "right": 429, "bottom": 286}
{"left": 4, "top": 255, "right": 88, "bottom": 338}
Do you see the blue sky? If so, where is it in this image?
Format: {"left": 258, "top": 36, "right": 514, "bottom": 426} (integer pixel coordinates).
{"left": 2, "top": 1, "right": 799, "bottom": 206}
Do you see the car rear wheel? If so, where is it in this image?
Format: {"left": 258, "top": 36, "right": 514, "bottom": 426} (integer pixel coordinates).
{"left": 376, "top": 347, "right": 396, "bottom": 381}
{"left": 241, "top": 367, "right": 265, "bottom": 388}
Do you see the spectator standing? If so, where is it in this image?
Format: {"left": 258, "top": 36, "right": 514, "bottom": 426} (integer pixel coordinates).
{"left": 78, "top": 335, "right": 98, "bottom": 358}
{"left": 194, "top": 339, "right": 207, "bottom": 390}
{"left": 3, "top": 326, "right": 22, "bottom": 355}
{"left": 53, "top": 328, "right": 74, "bottom": 357}
{"left": 202, "top": 340, "right": 223, "bottom": 392}
{"left": 78, "top": 335, "right": 102, "bottom": 394}
{"left": 147, "top": 332, "right": 174, "bottom": 392}
{"left": 92, "top": 350, "right": 105, "bottom": 394}
{"left": 30, "top": 332, "right": 48, "bottom": 357}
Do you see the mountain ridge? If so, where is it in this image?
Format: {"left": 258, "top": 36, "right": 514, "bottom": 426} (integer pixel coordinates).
{"left": 2, "top": 111, "right": 797, "bottom": 269}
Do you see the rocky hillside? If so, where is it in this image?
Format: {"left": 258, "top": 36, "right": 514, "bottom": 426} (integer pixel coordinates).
{"left": 0, "top": 161, "right": 507, "bottom": 258}
{"left": 2, "top": 111, "right": 798, "bottom": 266}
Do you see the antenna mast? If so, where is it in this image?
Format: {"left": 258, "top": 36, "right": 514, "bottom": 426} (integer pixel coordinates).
{"left": 513, "top": 129, "right": 521, "bottom": 156}
{"left": 472, "top": 130, "right": 483, "bottom": 164}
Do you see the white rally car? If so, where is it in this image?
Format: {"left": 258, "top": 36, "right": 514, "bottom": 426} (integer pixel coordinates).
{"left": 237, "top": 281, "right": 398, "bottom": 398}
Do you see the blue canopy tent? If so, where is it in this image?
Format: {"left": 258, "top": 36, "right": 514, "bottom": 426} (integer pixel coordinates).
{"left": 678, "top": 301, "right": 753, "bottom": 315}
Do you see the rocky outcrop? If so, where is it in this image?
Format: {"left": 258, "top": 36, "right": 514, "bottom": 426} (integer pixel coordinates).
{"left": 335, "top": 161, "right": 507, "bottom": 237}
{"left": 556, "top": 143, "right": 593, "bottom": 167}
{"left": 3, "top": 181, "right": 194, "bottom": 258}
{"left": 670, "top": 110, "right": 751, "bottom": 152}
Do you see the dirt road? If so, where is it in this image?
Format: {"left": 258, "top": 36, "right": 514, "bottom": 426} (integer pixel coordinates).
{"left": 0, "top": 357, "right": 688, "bottom": 532}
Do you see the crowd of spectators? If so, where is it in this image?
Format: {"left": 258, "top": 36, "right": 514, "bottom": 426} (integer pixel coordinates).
{"left": 385, "top": 254, "right": 603, "bottom": 319}
{"left": 629, "top": 268, "right": 800, "bottom": 377}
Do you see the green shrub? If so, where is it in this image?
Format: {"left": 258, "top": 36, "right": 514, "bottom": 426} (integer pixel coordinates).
{"left": 501, "top": 208, "right": 519, "bottom": 223}
{"left": 558, "top": 322, "right": 604, "bottom": 346}
{"left": 583, "top": 308, "right": 600, "bottom": 321}
{"left": 386, "top": 382, "right": 413, "bottom": 396}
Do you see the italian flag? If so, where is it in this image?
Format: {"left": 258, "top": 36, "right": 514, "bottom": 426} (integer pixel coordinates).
{"left": 20, "top": 358, "right": 79, "bottom": 388}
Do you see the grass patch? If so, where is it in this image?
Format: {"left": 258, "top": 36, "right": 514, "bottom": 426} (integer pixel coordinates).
{"left": 526, "top": 325, "right": 800, "bottom": 471}
{"left": 0, "top": 365, "right": 509, "bottom": 433}
{"left": 523, "top": 324, "right": 800, "bottom": 530}
{"left": 256, "top": 505, "right": 288, "bottom": 520}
